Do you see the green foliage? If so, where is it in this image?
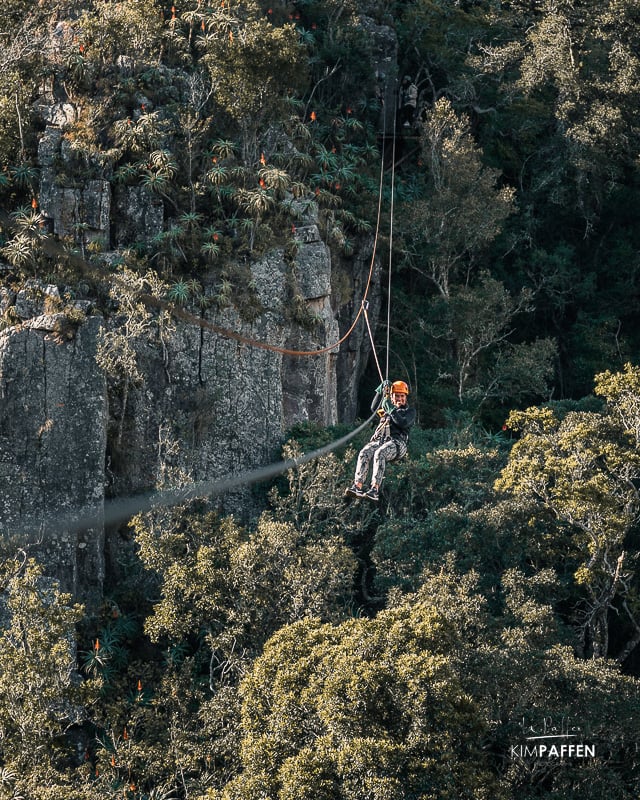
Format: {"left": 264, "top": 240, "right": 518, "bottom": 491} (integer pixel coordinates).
{"left": 3, "top": 1, "right": 640, "bottom": 796}
{"left": 0, "top": 559, "right": 87, "bottom": 770}
{"left": 497, "top": 364, "right": 640, "bottom": 659}
{"left": 390, "top": 272, "right": 557, "bottom": 423}
{"left": 225, "top": 586, "right": 500, "bottom": 799}
{"left": 202, "top": 7, "right": 307, "bottom": 164}
{"left": 134, "top": 505, "right": 356, "bottom": 664}
{"left": 96, "top": 268, "right": 170, "bottom": 385}
{"left": 371, "top": 441, "right": 510, "bottom": 590}
{"left": 223, "top": 559, "right": 640, "bottom": 800}
{"left": 399, "top": 98, "right": 515, "bottom": 300}
{"left": 77, "top": 0, "right": 165, "bottom": 66}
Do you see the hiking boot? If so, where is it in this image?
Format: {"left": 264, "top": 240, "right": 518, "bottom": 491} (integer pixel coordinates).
{"left": 344, "top": 483, "right": 365, "bottom": 499}
{"left": 364, "top": 486, "right": 379, "bottom": 502}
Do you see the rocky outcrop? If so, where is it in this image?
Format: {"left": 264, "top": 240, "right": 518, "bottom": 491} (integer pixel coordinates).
{"left": 0, "top": 199, "right": 378, "bottom": 606}
{"left": 0, "top": 314, "right": 107, "bottom": 608}
{"left": 39, "top": 124, "right": 112, "bottom": 247}
{"left": 282, "top": 223, "right": 340, "bottom": 425}
{"left": 0, "top": 16, "right": 396, "bottom": 604}
{"left": 105, "top": 226, "right": 343, "bottom": 512}
{"left": 113, "top": 186, "right": 164, "bottom": 247}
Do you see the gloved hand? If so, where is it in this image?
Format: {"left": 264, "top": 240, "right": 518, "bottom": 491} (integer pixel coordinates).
{"left": 382, "top": 396, "right": 394, "bottom": 413}
{"left": 376, "top": 379, "right": 392, "bottom": 394}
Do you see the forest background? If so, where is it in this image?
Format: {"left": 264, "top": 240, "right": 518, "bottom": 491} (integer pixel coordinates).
{"left": 1, "top": 0, "right": 640, "bottom": 798}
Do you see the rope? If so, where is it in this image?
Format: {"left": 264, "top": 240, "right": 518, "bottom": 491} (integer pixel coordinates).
{"left": 355, "top": 80, "right": 399, "bottom": 388}
{"left": 362, "top": 300, "right": 384, "bottom": 384}
{"left": 357, "top": 78, "right": 396, "bottom": 385}
{"left": 137, "top": 127, "right": 389, "bottom": 357}
{"left": 385, "top": 92, "right": 398, "bottom": 380}
{"left": 9, "top": 413, "right": 377, "bottom": 538}
{"left": 0, "top": 119, "right": 388, "bottom": 359}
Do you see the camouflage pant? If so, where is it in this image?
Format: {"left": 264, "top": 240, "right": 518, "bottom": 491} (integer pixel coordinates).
{"left": 354, "top": 437, "right": 407, "bottom": 488}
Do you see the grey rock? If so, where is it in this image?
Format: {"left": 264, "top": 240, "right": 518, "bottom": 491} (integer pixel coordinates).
{"left": 38, "top": 102, "right": 79, "bottom": 128}
{"left": 359, "top": 16, "right": 398, "bottom": 135}
{"left": 38, "top": 126, "right": 64, "bottom": 168}
{"left": 38, "top": 128, "right": 63, "bottom": 227}
{"left": 0, "top": 316, "right": 107, "bottom": 609}
{"left": 38, "top": 127, "right": 111, "bottom": 247}
{"left": 84, "top": 180, "right": 112, "bottom": 234}
{"left": 52, "top": 182, "right": 111, "bottom": 244}
{"left": 15, "top": 281, "right": 61, "bottom": 320}
{"left": 0, "top": 288, "right": 16, "bottom": 314}
{"left": 56, "top": 189, "right": 80, "bottom": 237}
{"left": 0, "top": 226, "right": 379, "bottom": 605}
{"left": 294, "top": 224, "right": 322, "bottom": 244}
{"left": 114, "top": 186, "right": 164, "bottom": 246}
{"left": 22, "top": 313, "right": 68, "bottom": 332}
{"left": 13, "top": 100, "right": 383, "bottom": 607}
{"left": 293, "top": 225, "right": 331, "bottom": 299}
{"left": 251, "top": 252, "right": 288, "bottom": 309}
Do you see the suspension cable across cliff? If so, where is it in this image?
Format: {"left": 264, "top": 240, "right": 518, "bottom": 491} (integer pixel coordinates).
{"left": 10, "top": 412, "right": 377, "bottom": 539}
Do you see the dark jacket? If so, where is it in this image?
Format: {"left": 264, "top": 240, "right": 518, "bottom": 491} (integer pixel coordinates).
{"left": 370, "top": 392, "right": 416, "bottom": 443}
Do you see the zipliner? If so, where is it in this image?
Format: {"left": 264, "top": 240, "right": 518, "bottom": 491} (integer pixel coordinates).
{"left": 345, "top": 380, "right": 416, "bottom": 502}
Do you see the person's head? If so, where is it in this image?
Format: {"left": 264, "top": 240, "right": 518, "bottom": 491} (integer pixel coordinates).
{"left": 391, "top": 380, "right": 409, "bottom": 405}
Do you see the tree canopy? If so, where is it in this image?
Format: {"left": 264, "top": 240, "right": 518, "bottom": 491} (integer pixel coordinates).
{"left": 2, "top": 0, "right": 640, "bottom": 797}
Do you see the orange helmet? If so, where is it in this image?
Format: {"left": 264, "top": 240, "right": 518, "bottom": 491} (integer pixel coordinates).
{"left": 391, "top": 380, "right": 409, "bottom": 395}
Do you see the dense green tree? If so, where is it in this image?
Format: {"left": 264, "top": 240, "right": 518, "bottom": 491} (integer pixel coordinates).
{"left": 215, "top": 571, "right": 503, "bottom": 800}
{"left": 467, "top": 0, "right": 640, "bottom": 394}
{"left": 496, "top": 364, "right": 640, "bottom": 661}
{"left": 399, "top": 98, "right": 515, "bottom": 301}
{"left": 390, "top": 98, "right": 557, "bottom": 420}
{"left": 0, "top": 558, "right": 93, "bottom": 799}
{"left": 191, "top": 0, "right": 308, "bottom": 165}
{"left": 211, "top": 560, "right": 640, "bottom": 800}
{"left": 134, "top": 505, "right": 356, "bottom": 668}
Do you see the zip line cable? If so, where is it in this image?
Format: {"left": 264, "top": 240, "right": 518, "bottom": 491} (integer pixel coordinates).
{"left": 357, "top": 89, "right": 392, "bottom": 386}
{"left": 362, "top": 300, "right": 384, "bottom": 384}
{"left": 385, "top": 96, "right": 398, "bottom": 381}
{"left": 360, "top": 81, "right": 397, "bottom": 386}
{"left": 10, "top": 413, "right": 377, "bottom": 539}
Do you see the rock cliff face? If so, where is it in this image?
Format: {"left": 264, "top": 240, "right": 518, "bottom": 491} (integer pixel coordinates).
{"left": 0, "top": 143, "right": 380, "bottom": 609}
{"left": 0, "top": 17, "right": 397, "bottom": 608}
{"left": 0, "top": 308, "right": 107, "bottom": 607}
{"left": 104, "top": 221, "right": 354, "bottom": 513}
